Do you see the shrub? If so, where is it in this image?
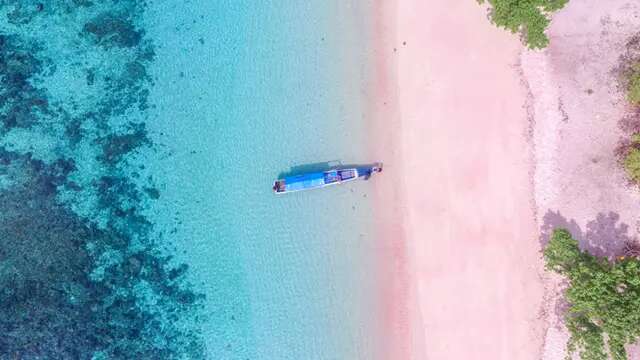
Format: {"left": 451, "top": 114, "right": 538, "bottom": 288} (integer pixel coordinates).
{"left": 623, "top": 134, "right": 640, "bottom": 183}
{"left": 626, "top": 62, "right": 640, "bottom": 105}
{"left": 479, "top": 0, "right": 570, "bottom": 49}
{"left": 544, "top": 228, "right": 640, "bottom": 360}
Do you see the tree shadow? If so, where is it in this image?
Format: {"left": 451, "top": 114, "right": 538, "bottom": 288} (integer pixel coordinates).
{"left": 584, "top": 212, "right": 633, "bottom": 258}
{"left": 541, "top": 210, "right": 636, "bottom": 324}
{"left": 618, "top": 107, "right": 640, "bottom": 135}
{"left": 540, "top": 209, "right": 583, "bottom": 248}
{"left": 540, "top": 209, "right": 635, "bottom": 260}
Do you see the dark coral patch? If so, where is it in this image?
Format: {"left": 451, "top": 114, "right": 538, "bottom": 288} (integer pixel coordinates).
{"left": 96, "top": 122, "right": 150, "bottom": 165}
{"left": 0, "top": 35, "right": 50, "bottom": 130}
{"left": 0, "top": 150, "right": 204, "bottom": 358}
{"left": 0, "top": 1, "right": 204, "bottom": 358}
{"left": 100, "top": 59, "right": 154, "bottom": 115}
{"left": 144, "top": 186, "right": 160, "bottom": 199}
{"left": 0, "top": 152, "right": 95, "bottom": 357}
{"left": 83, "top": 13, "right": 143, "bottom": 49}
{"left": 6, "top": 3, "right": 43, "bottom": 25}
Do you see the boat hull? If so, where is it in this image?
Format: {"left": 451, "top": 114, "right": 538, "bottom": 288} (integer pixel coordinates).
{"left": 273, "top": 164, "right": 382, "bottom": 194}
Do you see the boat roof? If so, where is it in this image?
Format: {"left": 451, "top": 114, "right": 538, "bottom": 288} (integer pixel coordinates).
{"left": 284, "top": 172, "right": 326, "bottom": 191}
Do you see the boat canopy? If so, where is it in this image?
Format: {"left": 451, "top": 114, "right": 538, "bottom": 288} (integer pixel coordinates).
{"left": 283, "top": 172, "right": 325, "bottom": 192}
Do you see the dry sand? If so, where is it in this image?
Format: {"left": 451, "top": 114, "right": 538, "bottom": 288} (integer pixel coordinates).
{"left": 521, "top": 1, "right": 640, "bottom": 358}
{"left": 374, "top": 1, "right": 640, "bottom": 358}
{"left": 373, "top": 0, "right": 548, "bottom": 359}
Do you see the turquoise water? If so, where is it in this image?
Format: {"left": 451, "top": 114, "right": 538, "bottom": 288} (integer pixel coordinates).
{"left": 144, "top": 1, "right": 381, "bottom": 359}
{"left": 0, "top": 1, "right": 380, "bottom": 359}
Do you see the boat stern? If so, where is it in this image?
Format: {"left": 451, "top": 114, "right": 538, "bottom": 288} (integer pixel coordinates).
{"left": 273, "top": 180, "right": 286, "bottom": 193}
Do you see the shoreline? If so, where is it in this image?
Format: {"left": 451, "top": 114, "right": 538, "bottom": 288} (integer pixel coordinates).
{"left": 368, "top": 1, "right": 421, "bottom": 359}
{"left": 372, "top": 1, "right": 549, "bottom": 358}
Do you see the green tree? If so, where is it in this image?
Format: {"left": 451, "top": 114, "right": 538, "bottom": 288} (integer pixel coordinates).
{"left": 479, "top": 0, "right": 569, "bottom": 49}
{"left": 544, "top": 229, "right": 640, "bottom": 360}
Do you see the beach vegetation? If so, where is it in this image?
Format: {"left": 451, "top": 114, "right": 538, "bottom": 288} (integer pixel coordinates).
{"left": 544, "top": 228, "right": 640, "bottom": 360}
{"left": 621, "top": 133, "right": 640, "bottom": 184}
{"left": 478, "top": 0, "right": 570, "bottom": 49}
{"left": 625, "top": 62, "right": 640, "bottom": 105}
{"left": 623, "top": 142, "right": 640, "bottom": 184}
{"left": 617, "top": 41, "right": 640, "bottom": 185}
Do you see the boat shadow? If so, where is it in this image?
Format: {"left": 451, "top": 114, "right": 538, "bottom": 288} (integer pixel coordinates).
{"left": 276, "top": 161, "right": 382, "bottom": 179}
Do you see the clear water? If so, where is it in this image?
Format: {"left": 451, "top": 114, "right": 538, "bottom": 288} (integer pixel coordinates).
{"left": 142, "top": 1, "right": 381, "bottom": 359}
{"left": 0, "top": 1, "right": 380, "bottom": 359}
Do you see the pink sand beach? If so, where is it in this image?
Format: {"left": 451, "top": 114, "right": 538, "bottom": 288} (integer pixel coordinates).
{"left": 371, "top": 1, "right": 549, "bottom": 358}
{"left": 372, "top": 0, "right": 640, "bottom": 358}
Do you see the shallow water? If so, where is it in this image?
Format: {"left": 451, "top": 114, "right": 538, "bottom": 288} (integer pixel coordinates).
{"left": 143, "top": 1, "right": 382, "bottom": 358}
{"left": 0, "top": 1, "right": 380, "bottom": 359}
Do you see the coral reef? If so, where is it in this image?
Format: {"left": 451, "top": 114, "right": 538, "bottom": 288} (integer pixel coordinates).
{"left": 0, "top": 1, "right": 204, "bottom": 358}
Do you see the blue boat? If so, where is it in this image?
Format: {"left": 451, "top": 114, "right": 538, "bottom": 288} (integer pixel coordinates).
{"left": 273, "top": 163, "right": 382, "bottom": 194}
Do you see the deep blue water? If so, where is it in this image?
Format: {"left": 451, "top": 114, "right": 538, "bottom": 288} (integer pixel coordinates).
{"left": 0, "top": 1, "right": 380, "bottom": 359}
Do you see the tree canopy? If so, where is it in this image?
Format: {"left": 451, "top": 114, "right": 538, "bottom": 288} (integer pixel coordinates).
{"left": 544, "top": 229, "right": 640, "bottom": 360}
{"left": 479, "top": 0, "right": 569, "bottom": 49}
